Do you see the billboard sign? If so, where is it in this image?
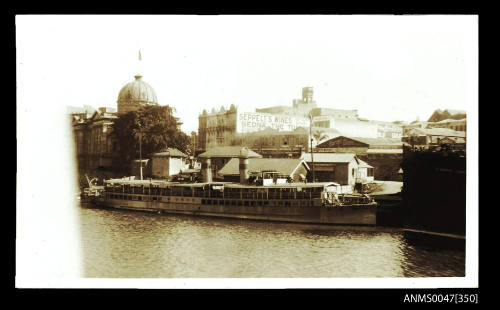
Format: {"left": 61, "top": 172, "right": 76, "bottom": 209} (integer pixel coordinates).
{"left": 236, "top": 111, "right": 309, "bottom": 133}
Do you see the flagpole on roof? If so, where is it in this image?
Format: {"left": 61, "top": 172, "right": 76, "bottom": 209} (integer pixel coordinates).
{"left": 137, "top": 49, "right": 142, "bottom": 77}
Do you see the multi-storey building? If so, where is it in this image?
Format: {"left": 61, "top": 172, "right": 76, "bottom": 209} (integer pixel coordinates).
{"left": 426, "top": 118, "right": 466, "bottom": 132}
{"left": 71, "top": 74, "right": 159, "bottom": 182}
{"left": 73, "top": 107, "right": 118, "bottom": 171}
{"left": 402, "top": 127, "right": 466, "bottom": 149}
{"left": 198, "top": 87, "right": 403, "bottom": 154}
{"left": 403, "top": 109, "right": 467, "bottom": 135}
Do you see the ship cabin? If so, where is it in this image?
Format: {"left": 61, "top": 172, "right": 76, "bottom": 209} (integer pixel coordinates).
{"left": 252, "top": 170, "right": 291, "bottom": 186}
{"left": 102, "top": 178, "right": 371, "bottom": 206}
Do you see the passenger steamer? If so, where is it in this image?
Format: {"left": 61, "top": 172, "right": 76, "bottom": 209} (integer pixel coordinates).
{"left": 93, "top": 152, "right": 378, "bottom": 226}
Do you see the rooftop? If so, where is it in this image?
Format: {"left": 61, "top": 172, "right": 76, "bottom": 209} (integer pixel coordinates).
{"left": 301, "top": 152, "right": 373, "bottom": 167}
{"left": 117, "top": 75, "right": 158, "bottom": 105}
{"left": 198, "top": 146, "right": 262, "bottom": 158}
{"left": 357, "top": 158, "right": 373, "bottom": 168}
{"left": 409, "top": 127, "right": 466, "bottom": 138}
{"left": 218, "top": 158, "right": 309, "bottom": 176}
{"left": 317, "top": 136, "right": 403, "bottom": 147}
{"left": 151, "top": 148, "right": 188, "bottom": 158}
{"left": 366, "top": 149, "right": 403, "bottom": 154}
{"left": 301, "top": 153, "right": 356, "bottom": 163}
{"left": 434, "top": 118, "right": 467, "bottom": 123}
{"left": 350, "top": 137, "right": 402, "bottom": 146}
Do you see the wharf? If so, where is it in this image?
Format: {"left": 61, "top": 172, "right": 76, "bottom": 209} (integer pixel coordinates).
{"left": 402, "top": 228, "right": 465, "bottom": 250}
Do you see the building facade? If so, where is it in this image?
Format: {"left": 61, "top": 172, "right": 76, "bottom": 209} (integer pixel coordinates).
{"left": 71, "top": 74, "right": 159, "bottom": 184}
{"left": 300, "top": 153, "right": 374, "bottom": 186}
{"left": 150, "top": 148, "right": 189, "bottom": 178}
{"left": 427, "top": 109, "right": 466, "bottom": 123}
{"left": 402, "top": 128, "right": 466, "bottom": 149}
{"left": 403, "top": 109, "right": 467, "bottom": 136}
{"left": 312, "top": 117, "right": 403, "bottom": 139}
{"left": 426, "top": 118, "right": 466, "bottom": 132}
{"left": 73, "top": 107, "right": 118, "bottom": 172}
{"left": 198, "top": 87, "right": 402, "bottom": 153}
{"left": 314, "top": 136, "right": 403, "bottom": 181}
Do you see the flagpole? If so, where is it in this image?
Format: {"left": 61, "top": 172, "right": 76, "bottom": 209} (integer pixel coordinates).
{"left": 138, "top": 49, "right": 142, "bottom": 76}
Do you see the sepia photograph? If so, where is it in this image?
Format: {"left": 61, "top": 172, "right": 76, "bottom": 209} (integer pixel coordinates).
{"left": 16, "top": 14, "right": 478, "bottom": 290}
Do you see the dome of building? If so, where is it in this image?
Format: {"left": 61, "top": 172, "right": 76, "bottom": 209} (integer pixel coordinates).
{"left": 117, "top": 74, "right": 158, "bottom": 113}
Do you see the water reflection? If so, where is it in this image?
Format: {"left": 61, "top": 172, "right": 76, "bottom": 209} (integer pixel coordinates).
{"left": 79, "top": 206, "right": 465, "bottom": 278}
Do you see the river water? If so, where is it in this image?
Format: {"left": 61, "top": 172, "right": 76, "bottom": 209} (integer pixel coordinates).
{"left": 79, "top": 204, "right": 465, "bottom": 278}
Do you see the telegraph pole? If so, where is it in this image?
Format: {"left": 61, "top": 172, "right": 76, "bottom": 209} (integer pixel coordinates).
{"left": 138, "top": 121, "right": 143, "bottom": 181}
{"left": 309, "top": 113, "right": 315, "bottom": 182}
{"left": 138, "top": 50, "right": 144, "bottom": 181}
{"left": 139, "top": 131, "right": 143, "bottom": 180}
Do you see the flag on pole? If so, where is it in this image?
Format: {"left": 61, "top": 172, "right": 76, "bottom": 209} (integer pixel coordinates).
{"left": 139, "top": 50, "right": 142, "bottom": 61}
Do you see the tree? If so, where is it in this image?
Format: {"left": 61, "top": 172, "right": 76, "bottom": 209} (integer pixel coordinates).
{"left": 190, "top": 131, "right": 197, "bottom": 155}
{"left": 313, "top": 130, "right": 328, "bottom": 146}
{"left": 111, "top": 105, "right": 191, "bottom": 173}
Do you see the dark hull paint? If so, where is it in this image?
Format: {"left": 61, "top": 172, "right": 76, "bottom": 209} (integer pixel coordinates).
{"left": 95, "top": 198, "right": 378, "bottom": 226}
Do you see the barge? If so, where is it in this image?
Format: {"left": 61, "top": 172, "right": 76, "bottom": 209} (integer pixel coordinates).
{"left": 95, "top": 179, "right": 377, "bottom": 225}
{"left": 91, "top": 149, "right": 378, "bottom": 226}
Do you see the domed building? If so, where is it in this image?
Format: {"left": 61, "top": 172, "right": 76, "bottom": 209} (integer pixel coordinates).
{"left": 117, "top": 74, "right": 158, "bottom": 114}
{"left": 71, "top": 73, "right": 160, "bottom": 180}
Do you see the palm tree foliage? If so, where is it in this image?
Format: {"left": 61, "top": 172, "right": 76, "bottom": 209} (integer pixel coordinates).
{"left": 313, "top": 130, "right": 328, "bottom": 145}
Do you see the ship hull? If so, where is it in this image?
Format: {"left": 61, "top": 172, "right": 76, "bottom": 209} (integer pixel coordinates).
{"left": 94, "top": 197, "right": 377, "bottom": 226}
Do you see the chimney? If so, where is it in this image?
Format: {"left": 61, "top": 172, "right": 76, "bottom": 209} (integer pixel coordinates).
{"left": 239, "top": 147, "right": 250, "bottom": 184}
{"left": 201, "top": 157, "right": 212, "bottom": 183}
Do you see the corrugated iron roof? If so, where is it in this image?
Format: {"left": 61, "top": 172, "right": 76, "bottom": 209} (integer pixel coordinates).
{"left": 366, "top": 149, "right": 403, "bottom": 154}
{"left": 345, "top": 136, "right": 403, "bottom": 146}
{"left": 410, "top": 127, "right": 466, "bottom": 138}
{"left": 435, "top": 118, "right": 466, "bottom": 123}
{"left": 218, "top": 158, "right": 308, "bottom": 176}
{"left": 316, "top": 136, "right": 402, "bottom": 148}
{"left": 151, "top": 148, "right": 188, "bottom": 158}
{"left": 357, "top": 158, "right": 373, "bottom": 168}
{"left": 300, "top": 153, "right": 356, "bottom": 163}
{"left": 198, "top": 146, "right": 262, "bottom": 158}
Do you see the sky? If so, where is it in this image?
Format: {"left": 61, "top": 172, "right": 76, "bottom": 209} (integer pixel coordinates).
{"left": 17, "top": 15, "right": 477, "bottom": 134}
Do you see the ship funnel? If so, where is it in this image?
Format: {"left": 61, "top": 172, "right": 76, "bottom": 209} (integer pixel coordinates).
{"left": 239, "top": 147, "right": 250, "bottom": 184}
{"left": 202, "top": 157, "right": 212, "bottom": 183}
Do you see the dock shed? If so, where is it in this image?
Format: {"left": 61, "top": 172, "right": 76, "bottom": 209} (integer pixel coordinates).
{"left": 218, "top": 158, "right": 310, "bottom": 183}
{"left": 150, "top": 148, "right": 189, "bottom": 178}
{"left": 300, "top": 153, "right": 374, "bottom": 185}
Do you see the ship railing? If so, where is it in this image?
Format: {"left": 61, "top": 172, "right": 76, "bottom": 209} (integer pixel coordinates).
{"left": 105, "top": 182, "right": 330, "bottom": 202}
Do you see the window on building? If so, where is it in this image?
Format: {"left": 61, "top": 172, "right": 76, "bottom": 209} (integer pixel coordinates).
{"left": 367, "top": 168, "right": 374, "bottom": 177}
